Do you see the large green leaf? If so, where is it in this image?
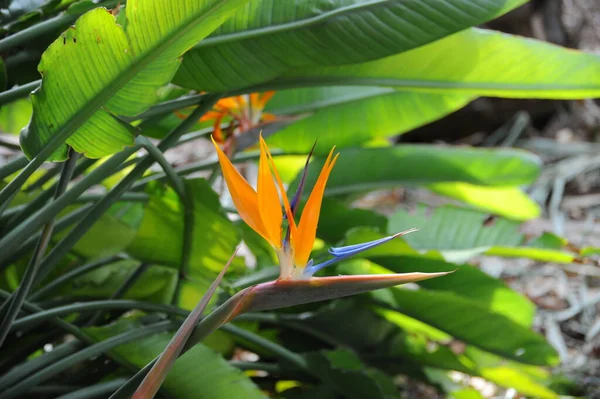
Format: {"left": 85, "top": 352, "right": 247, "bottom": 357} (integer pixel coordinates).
{"left": 385, "top": 287, "right": 557, "bottom": 365}
{"left": 126, "top": 179, "right": 240, "bottom": 276}
{"left": 20, "top": 0, "right": 250, "bottom": 161}
{"left": 54, "top": 202, "right": 144, "bottom": 259}
{"left": 388, "top": 205, "right": 579, "bottom": 263}
{"left": 301, "top": 300, "right": 556, "bottom": 397}
{"left": 57, "top": 260, "right": 178, "bottom": 303}
{"left": 174, "top": 0, "right": 526, "bottom": 92}
{"left": 85, "top": 319, "right": 266, "bottom": 399}
{"left": 339, "top": 251, "right": 535, "bottom": 327}
{"left": 290, "top": 145, "right": 541, "bottom": 196}
{"left": 279, "top": 28, "right": 600, "bottom": 99}
{"left": 265, "top": 88, "right": 473, "bottom": 154}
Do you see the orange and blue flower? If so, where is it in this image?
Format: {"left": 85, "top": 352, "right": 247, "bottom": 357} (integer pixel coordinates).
{"left": 213, "top": 135, "right": 418, "bottom": 280}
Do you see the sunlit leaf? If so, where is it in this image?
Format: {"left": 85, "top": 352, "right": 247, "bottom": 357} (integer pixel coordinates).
{"left": 280, "top": 28, "right": 600, "bottom": 99}
{"left": 20, "top": 0, "right": 250, "bottom": 160}
{"left": 175, "top": 0, "right": 526, "bottom": 91}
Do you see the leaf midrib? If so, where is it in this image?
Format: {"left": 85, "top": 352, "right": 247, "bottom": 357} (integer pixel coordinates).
{"left": 194, "top": 0, "right": 525, "bottom": 49}
{"left": 194, "top": 0, "right": 395, "bottom": 48}
{"left": 264, "top": 76, "right": 600, "bottom": 92}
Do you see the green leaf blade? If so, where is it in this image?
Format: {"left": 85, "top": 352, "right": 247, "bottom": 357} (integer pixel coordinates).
{"left": 20, "top": 0, "right": 250, "bottom": 161}
{"left": 280, "top": 28, "right": 600, "bottom": 99}
{"left": 174, "top": 0, "right": 527, "bottom": 91}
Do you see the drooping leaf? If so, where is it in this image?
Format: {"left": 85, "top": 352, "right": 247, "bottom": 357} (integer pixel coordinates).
{"left": 301, "top": 299, "right": 556, "bottom": 398}
{"left": 55, "top": 202, "right": 144, "bottom": 259}
{"left": 265, "top": 88, "right": 473, "bottom": 154}
{"left": 339, "top": 253, "right": 535, "bottom": 327}
{"left": 20, "top": 0, "right": 250, "bottom": 161}
{"left": 174, "top": 0, "right": 526, "bottom": 91}
{"left": 56, "top": 260, "right": 178, "bottom": 304}
{"left": 279, "top": 28, "right": 600, "bottom": 99}
{"left": 85, "top": 319, "right": 267, "bottom": 399}
{"left": 126, "top": 179, "right": 241, "bottom": 275}
{"left": 289, "top": 145, "right": 541, "bottom": 197}
{"left": 427, "top": 182, "right": 540, "bottom": 221}
{"left": 386, "top": 287, "right": 558, "bottom": 366}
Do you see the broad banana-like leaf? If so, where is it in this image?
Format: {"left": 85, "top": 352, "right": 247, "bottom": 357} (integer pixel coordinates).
{"left": 278, "top": 28, "right": 600, "bottom": 99}
{"left": 288, "top": 145, "right": 541, "bottom": 197}
{"left": 174, "top": 0, "right": 527, "bottom": 91}
{"left": 20, "top": 0, "right": 250, "bottom": 161}
{"left": 264, "top": 87, "right": 475, "bottom": 155}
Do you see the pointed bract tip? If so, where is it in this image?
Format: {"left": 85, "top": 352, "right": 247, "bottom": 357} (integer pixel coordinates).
{"left": 245, "top": 271, "right": 452, "bottom": 312}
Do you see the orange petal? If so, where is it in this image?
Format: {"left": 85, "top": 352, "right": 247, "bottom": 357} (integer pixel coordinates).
{"left": 261, "top": 113, "right": 277, "bottom": 122}
{"left": 258, "top": 140, "right": 283, "bottom": 247}
{"left": 214, "top": 97, "right": 239, "bottom": 111}
{"left": 212, "top": 114, "right": 225, "bottom": 143}
{"left": 199, "top": 110, "right": 223, "bottom": 122}
{"left": 211, "top": 137, "right": 268, "bottom": 241}
{"left": 294, "top": 149, "right": 338, "bottom": 267}
{"left": 259, "top": 91, "right": 276, "bottom": 107}
{"left": 259, "top": 136, "right": 297, "bottom": 240}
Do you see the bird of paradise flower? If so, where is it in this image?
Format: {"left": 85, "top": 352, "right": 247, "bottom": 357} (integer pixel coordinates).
{"left": 129, "top": 135, "right": 451, "bottom": 399}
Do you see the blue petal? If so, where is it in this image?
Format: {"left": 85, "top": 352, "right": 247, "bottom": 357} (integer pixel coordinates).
{"left": 304, "top": 229, "right": 417, "bottom": 276}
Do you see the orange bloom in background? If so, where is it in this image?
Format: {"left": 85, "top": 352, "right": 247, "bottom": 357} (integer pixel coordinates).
{"left": 177, "top": 92, "right": 276, "bottom": 145}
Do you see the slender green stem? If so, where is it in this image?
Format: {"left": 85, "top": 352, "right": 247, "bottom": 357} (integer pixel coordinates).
{"left": 0, "top": 291, "right": 145, "bottom": 395}
{"left": 137, "top": 135, "right": 195, "bottom": 304}
{"left": 0, "top": 155, "right": 28, "bottom": 181}
{"left": 25, "top": 385, "right": 79, "bottom": 396}
{"left": 0, "top": 150, "right": 79, "bottom": 347}
{"left": 55, "top": 378, "right": 129, "bottom": 399}
{"left": 175, "top": 186, "right": 194, "bottom": 302}
{"left": 22, "top": 164, "right": 61, "bottom": 191}
{"left": 26, "top": 158, "right": 96, "bottom": 193}
{"left": 225, "top": 324, "right": 308, "bottom": 369}
{"left": 0, "top": 341, "right": 82, "bottom": 391}
{"left": 0, "top": 290, "right": 93, "bottom": 347}
{"left": 0, "top": 321, "right": 174, "bottom": 399}
{"left": 0, "top": 137, "right": 21, "bottom": 151}
{"left": 85, "top": 262, "right": 151, "bottom": 326}
{"left": 0, "top": 203, "right": 92, "bottom": 271}
{"left": 0, "top": 147, "right": 137, "bottom": 265}
{"left": 134, "top": 136, "right": 184, "bottom": 196}
{"left": 1, "top": 158, "right": 103, "bottom": 234}
{"left": 11, "top": 300, "right": 189, "bottom": 332}
{"left": 125, "top": 93, "right": 206, "bottom": 122}
{"left": 30, "top": 255, "right": 127, "bottom": 301}
{"left": 2, "top": 192, "right": 147, "bottom": 224}
{"left": 33, "top": 96, "right": 219, "bottom": 293}
{"left": 0, "top": 81, "right": 40, "bottom": 106}
{"left": 132, "top": 149, "right": 284, "bottom": 189}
